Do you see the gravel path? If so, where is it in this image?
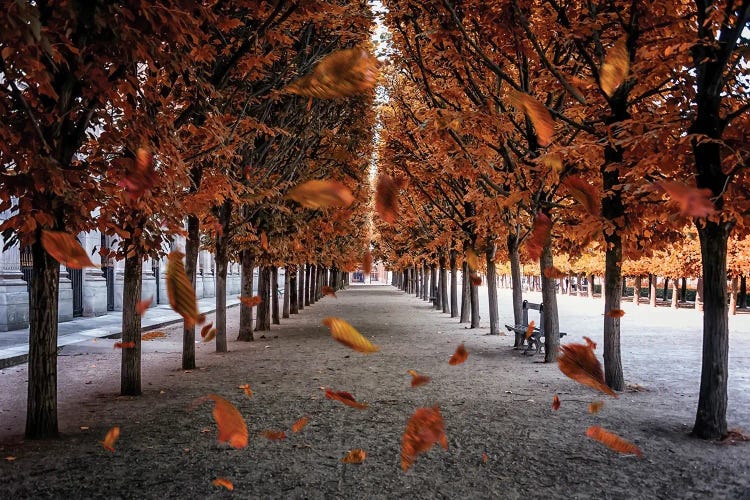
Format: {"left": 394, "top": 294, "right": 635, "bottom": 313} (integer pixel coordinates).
{"left": 0, "top": 284, "right": 748, "bottom": 499}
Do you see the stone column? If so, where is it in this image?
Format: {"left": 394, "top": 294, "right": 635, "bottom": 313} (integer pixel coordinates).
{"left": 81, "top": 229, "right": 107, "bottom": 317}
{"left": 58, "top": 262, "right": 74, "bottom": 322}
{"left": 0, "top": 233, "right": 30, "bottom": 331}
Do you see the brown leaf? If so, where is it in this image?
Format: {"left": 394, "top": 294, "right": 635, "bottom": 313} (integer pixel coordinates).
{"left": 212, "top": 478, "right": 234, "bottom": 491}
{"left": 119, "top": 148, "right": 157, "bottom": 201}
{"left": 341, "top": 449, "right": 367, "bottom": 463}
{"left": 238, "top": 383, "right": 252, "bottom": 399}
{"left": 563, "top": 176, "right": 600, "bottom": 215}
{"left": 558, "top": 343, "right": 618, "bottom": 397}
{"left": 166, "top": 251, "right": 203, "bottom": 327}
{"left": 655, "top": 181, "right": 716, "bottom": 218}
{"left": 470, "top": 274, "right": 482, "bottom": 286}
{"left": 465, "top": 247, "right": 481, "bottom": 271}
{"left": 482, "top": 452, "right": 489, "bottom": 463}
{"left": 197, "top": 395, "right": 248, "bottom": 449}
{"left": 322, "top": 286, "right": 337, "bottom": 298}
{"left": 376, "top": 174, "right": 399, "bottom": 224}
{"left": 448, "top": 343, "right": 468, "bottom": 365}
{"left": 543, "top": 266, "right": 567, "bottom": 279}
{"left": 262, "top": 430, "right": 287, "bottom": 441}
{"left": 585, "top": 426, "right": 642, "bottom": 457}
{"left": 408, "top": 369, "right": 431, "bottom": 388}
{"left": 142, "top": 331, "right": 166, "bottom": 341}
{"left": 509, "top": 90, "right": 554, "bottom": 146}
{"left": 41, "top": 231, "right": 97, "bottom": 269}
{"left": 589, "top": 401, "right": 604, "bottom": 414}
{"left": 401, "top": 406, "right": 448, "bottom": 471}
{"left": 285, "top": 48, "right": 379, "bottom": 99}
{"left": 325, "top": 389, "right": 368, "bottom": 410}
{"left": 239, "top": 295, "right": 262, "bottom": 307}
{"left": 525, "top": 321, "right": 536, "bottom": 340}
{"left": 322, "top": 317, "right": 379, "bottom": 353}
{"left": 113, "top": 341, "right": 135, "bottom": 349}
{"left": 606, "top": 309, "right": 625, "bottom": 318}
{"left": 600, "top": 36, "right": 630, "bottom": 97}
{"left": 202, "top": 328, "right": 217, "bottom": 343}
{"left": 524, "top": 212, "right": 552, "bottom": 262}
{"left": 291, "top": 416, "right": 309, "bottom": 433}
{"left": 286, "top": 179, "right": 355, "bottom": 209}
{"left": 135, "top": 297, "right": 153, "bottom": 315}
{"left": 552, "top": 394, "right": 561, "bottom": 411}
{"left": 100, "top": 426, "right": 120, "bottom": 452}
{"left": 200, "top": 322, "right": 214, "bottom": 338}
{"left": 583, "top": 336, "right": 597, "bottom": 350}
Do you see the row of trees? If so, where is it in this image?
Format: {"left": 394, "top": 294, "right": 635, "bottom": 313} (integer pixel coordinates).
{"left": 373, "top": 0, "right": 749, "bottom": 439}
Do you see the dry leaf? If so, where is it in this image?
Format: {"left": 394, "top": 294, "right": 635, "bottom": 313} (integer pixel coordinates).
{"left": 401, "top": 406, "right": 448, "bottom": 471}
{"left": 543, "top": 266, "right": 567, "bottom": 279}
{"left": 376, "top": 174, "right": 400, "bottom": 224}
{"left": 470, "top": 274, "right": 482, "bottom": 286}
{"left": 508, "top": 90, "right": 554, "bottom": 146}
{"left": 655, "top": 181, "right": 716, "bottom": 218}
{"left": 260, "top": 231, "right": 269, "bottom": 251}
{"left": 262, "top": 430, "right": 287, "bottom": 440}
{"left": 558, "top": 343, "right": 618, "bottom": 398}
{"left": 113, "top": 341, "right": 135, "bottom": 349}
{"left": 563, "top": 176, "right": 600, "bottom": 215}
{"left": 585, "top": 426, "right": 642, "bottom": 457}
{"left": 325, "top": 389, "right": 368, "bottom": 409}
{"left": 552, "top": 394, "right": 561, "bottom": 411}
{"left": 203, "top": 328, "right": 217, "bottom": 343}
{"left": 239, "top": 295, "right": 262, "bottom": 307}
{"left": 583, "top": 336, "right": 597, "bottom": 350}
{"left": 166, "top": 251, "right": 203, "bottom": 327}
{"left": 197, "top": 394, "right": 248, "bottom": 449}
{"left": 525, "top": 321, "right": 536, "bottom": 340}
{"left": 292, "top": 416, "right": 309, "bottom": 433}
{"left": 120, "top": 148, "right": 157, "bottom": 201}
{"left": 448, "top": 343, "right": 468, "bottom": 365}
{"left": 606, "top": 309, "right": 625, "bottom": 318}
{"left": 341, "top": 449, "right": 367, "bottom": 463}
{"left": 589, "top": 401, "right": 604, "bottom": 414}
{"left": 285, "top": 48, "right": 379, "bottom": 99}
{"left": 41, "top": 231, "right": 97, "bottom": 269}
{"left": 286, "top": 179, "right": 355, "bottom": 209}
{"left": 136, "top": 297, "right": 153, "bottom": 315}
{"left": 322, "top": 286, "right": 337, "bottom": 298}
{"left": 142, "top": 331, "right": 166, "bottom": 341}
{"left": 200, "top": 322, "right": 214, "bottom": 338}
{"left": 482, "top": 452, "right": 488, "bottom": 463}
{"left": 100, "top": 426, "right": 120, "bottom": 452}
{"left": 600, "top": 36, "right": 630, "bottom": 97}
{"left": 465, "top": 247, "right": 481, "bottom": 271}
{"left": 238, "top": 383, "right": 252, "bottom": 399}
{"left": 322, "top": 317, "right": 379, "bottom": 353}
{"left": 212, "top": 478, "right": 234, "bottom": 491}
{"left": 408, "top": 369, "right": 431, "bottom": 388}
{"left": 525, "top": 212, "right": 552, "bottom": 262}
{"left": 362, "top": 250, "right": 373, "bottom": 275}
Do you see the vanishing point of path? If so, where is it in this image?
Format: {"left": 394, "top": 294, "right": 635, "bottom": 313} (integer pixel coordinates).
{"left": 0, "top": 285, "right": 748, "bottom": 499}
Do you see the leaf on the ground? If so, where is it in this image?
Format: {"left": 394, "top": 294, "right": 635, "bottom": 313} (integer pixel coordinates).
{"left": 238, "top": 383, "right": 252, "bottom": 399}
{"left": 202, "top": 327, "right": 217, "bottom": 343}
{"left": 558, "top": 343, "right": 618, "bottom": 398}
{"left": 292, "top": 416, "right": 309, "bottom": 433}
{"left": 341, "top": 449, "right": 366, "bottom": 463}
{"left": 552, "top": 394, "right": 561, "bottom": 411}
{"left": 142, "top": 331, "right": 166, "bottom": 341}
{"left": 166, "top": 251, "right": 204, "bottom": 327}
{"left": 362, "top": 250, "right": 373, "bottom": 275}
{"left": 401, "top": 406, "right": 448, "bottom": 471}
{"left": 200, "top": 323, "right": 214, "bottom": 338}
{"left": 408, "top": 369, "right": 431, "bottom": 388}
{"left": 482, "top": 452, "right": 488, "bottom": 463}
{"left": 720, "top": 429, "right": 750, "bottom": 445}
{"left": 325, "top": 389, "right": 368, "bottom": 409}
{"left": 508, "top": 90, "right": 554, "bottom": 146}
{"left": 465, "top": 247, "right": 481, "bottom": 271}
{"left": 563, "top": 176, "right": 600, "bottom": 215}
{"left": 470, "top": 273, "right": 482, "bottom": 286}
{"left": 583, "top": 336, "right": 597, "bottom": 349}
{"left": 376, "top": 174, "right": 399, "bottom": 224}
{"left": 136, "top": 297, "right": 153, "bottom": 315}
{"left": 524, "top": 212, "right": 552, "bottom": 262}
{"left": 100, "top": 426, "right": 120, "bottom": 452}
{"left": 212, "top": 478, "right": 234, "bottom": 491}
{"left": 239, "top": 295, "right": 262, "bottom": 307}
{"left": 322, "top": 286, "right": 337, "bottom": 298}
{"left": 262, "top": 430, "right": 287, "bottom": 441}
{"left": 322, "top": 317, "right": 379, "bottom": 353}
{"left": 198, "top": 395, "right": 248, "bottom": 449}
{"left": 41, "top": 231, "right": 97, "bottom": 269}
{"left": 606, "top": 309, "right": 625, "bottom": 318}
{"left": 448, "top": 343, "right": 468, "bottom": 365}
{"left": 284, "top": 47, "right": 379, "bottom": 99}
{"left": 600, "top": 36, "right": 629, "bottom": 97}
{"left": 654, "top": 180, "right": 716, "bottom": 218}
{"left": 113, "top": 341, "right": 135, "bottom": 349}
{"left": 585, "top": 426, "right": 642, "bottom": 457}
{"left": 286, "top": 179, "right": 355, "bottom": 209}
{"left": 120, "top": 148, "right": 157, "bottom": 201}
{"left": 589, "top": 401, "right": 604, "bottom": 414}
{"left": 525, "top": 321, "right": 536, "bottom": 340}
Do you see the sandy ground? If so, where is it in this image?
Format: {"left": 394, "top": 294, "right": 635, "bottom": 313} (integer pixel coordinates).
{"left": 0, "top": 284, "right": 748, "bottom": 499}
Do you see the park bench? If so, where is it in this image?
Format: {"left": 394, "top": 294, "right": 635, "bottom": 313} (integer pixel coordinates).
{"left": 504, "top": 300, "right": 567, "bottom": 355}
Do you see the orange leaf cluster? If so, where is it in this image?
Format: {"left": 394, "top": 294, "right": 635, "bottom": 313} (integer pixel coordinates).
{"left": 285, "top": 48, "right": 379, "bottom": 99}
{"left": 448, "top": 343, "right": 468, "bottom": 365}
{"left": 100, "top": 426, "right": 120, "bottom": 452}
{"left": 401, "top": 406, "right": 448, "bottom": 471}
{"left": 408, "top": 369, "right": 431, "bottom": 388}
{"left": 524, "top": 213, "right": 552, "bottom": 262}
{"left": 166, "top": 251, "right": 204, "bottom": 328}
{"left": 322, "top": 317, "right": 379, "bottom": 353}
{"left": 558, "top": 342, "right": 618, "bottom": 398}
{"left": 469, "top": 274, "right": 482, "bottom": 286}
{"left": 341, "top": 449, "right": 367, "bottom": 463}
{"left": 585, "top": 426, "right": 642, "bottom": 457}
{"left": 41, "top": 231, "right": 97, "bottom": 269}
{"left": 325, "top": 389, "right": 368, "bottom": 410}
{"left": 286, "top": 179, "right": 355, "bottom": 209}
{"left": 465, "top": 247, "right": 481, "bottom": 271}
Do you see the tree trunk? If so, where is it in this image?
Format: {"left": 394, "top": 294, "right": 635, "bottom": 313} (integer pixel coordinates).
{"left": 431, "top": 264, "right": 438, "bottom": 308}
{"left": 729, "top": 276, "right": 738, "bottom": 316}
{"left": 271, "top": 266, "right": 280, "bottom": 325}
{"left": 485, "top": 239, "right": 499, "bottom": 335}
{"left": 182, "top": 214, "right": 200, "bottom": 369}
{"left": 121, "top": 248, "right": 143, "bottom": 395}
{"left": 440, "top": 259, "right": 449, "bottom": 313}
{"left": 304, "top": 264, "right": 311, "bottom": 306}
{"left": 26, "top": 237, "right": 60, "bottom": 439}
{"left": 681, "top": 277, "right": 688, "bottom": 303}
{"left": 256, "top": 266, "right": 271, "bottom": 331}
{"left": 633, "top": 276, "right": 641, "bottom": 306}
{"left": 587, "top": 274, "right": 594, "bottom": 299}
{"left": 508, "top": 233, "right": 523, "bottom": 345}
{"left": 214, "top": 200, "right": 231, "bottom": 353}
{"left": 663, "top": 277, "right": 669, "bottom": 304}
{"left": 238, "top": 251, "right": 254, "bottom": 341}
{"left": 289, "top": 266, "right": 298, "bottom": 314}
{"left": 671, "top": 279, "right": 679, "bottom": 309}
{"left": 739, "top": 276, "right": 746, "bottom": 309}
{"left": 449, "top": 249, "right": 458, "bottom": 318}
{"left": 283, "top": 266, "right": 291, "bottom": 318}
{"left": 423, "top": 262, "right": 429, "bottom": 301}
{"left": 460, "top": 261, "right": 470, "bottom": 323}
{"left": 298, "top": 265, "right": 305, "bottom": 311}
{"left": 695, "top": 277, "right": 704, "bottom": 311}
{"left": 649, "top": 274, "right": 657, "bottom": 307}
{"left": 602, "top": 231, "right": 624, "bottom": 390}
{"left": 578, "top": 273, "right": 585, "bottom": 296}
{"left": 541, "top": 240, "right": 561, "bottom": 363}
{"left": 470, "top": 265, "right": 480, "bottom": 328}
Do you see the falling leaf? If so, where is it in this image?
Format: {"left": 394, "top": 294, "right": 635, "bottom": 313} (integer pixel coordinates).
{"left": 325, "top": 389, "right": 368, "bottom": 409}
{"left": 322, "top": 286, "right": 337, "bottom": 298}
{"left": 239, "top": 295, "right": 262, "bottom": 307}
{"left": 212, "top": 478, "right": 234, "bottom": 491}
{"left": 482, "top": 452, "right": 489, "bottom": 463}
{"left": 5, "top": 456, "right": 16, "bottom": 462}
{"left": 376, "top": 174, "right": 400, "bottom": 223}
{"left": 41, "top": 231, "right": 97, "bottom": 269}
{"left": 166, "top": 251, "right": 204, "bottom": 327}
{"left": 470, "top": 274, "right": 482, "bottom": 286}
{"left": 563, "top": 176, "right": 600, "bottom": 215}
{"left": 113, "top": 341, "right": 135, "bottom": 349}
{"left": 135, "top": 297, "right": 153, "bottom": 315}
{"left": 286, "top": 179, "right": 355, "bottom": 209}
{"left": 341, "top": 449, "right": 367, "bottom": 463}
{"left": 552, "top": 394, "right": 561, "bottom": 411}
{"left": 401, "top": 406, "right": 448, "bottom": 471}
{"left": 322, "top": 317, "right": 379, "bottom": 353}
{"left": 197, "top": 395, "right": 248, "bottom": 449}
{"left": 142, "top": 331, "right": 166, "bottom": 341}
{"left": 585, "top": 426, "right": 642, "bottom": 457}
{"left": 654, "top": 181, "right": 716, "bottom": 218}
{"left": 600, "top": 36, "right": 630, "bottom": 97}
{"left": 120, "top": 148, "right": 157, "bottom": 201}
{"left": 292, "top": 416, "right": 309, "bottom": 433}
{"left": 448, "top": 343, "right": 468, "bottom": 365}
{"left": 589, "top": 401, "right": 604, "bottom": 414}
{"left": 100, "top": 426, "right": 120, "bottom": 452}
{"left": 583, "top": 336, "right": 597, "bottom": 349}
{"left": 524, "top": 212, "right": 552, "bottom": 262}
{"left": 238, "top": 384, "right": 252, "bottom": 399}
{"left": 260, "top": 231, "right": 269, "bottom": 251}
{"left": 262, "top": 430, "right": 287, "bottom": 441}
{"left": 525, "top": 321, "right": 536, "bottom": 340}
{"left": 543, "top": 266, "right": 566, "bottom": 279}
{"left": 362, "top": 250, "right": 373, "bottom": 275}
{"left": 508, "top": 90, "right": 554, "bottom": 146}
{"left": 408, "top": 369, "right": 431, "bottom": 388}
{"left": 284, "top": 47, "right": 380, "bottom": 99}
{"left": 465, "top": 247, "right": 481, "bottom": 271}
{"left": 558, "top": 343, "right": 618, "bottom": 397}
{"left": 606, "top": 309, "right": 625, "bottom": 318}
{"left": 200, "top": 322, "right": 214, "bottom": 338}
{"left": 203, "top": 328, "right": 217, "bottom": 343}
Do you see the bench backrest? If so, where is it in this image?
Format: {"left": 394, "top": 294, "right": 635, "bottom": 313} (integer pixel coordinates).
{"left": 522, "top": 300, "right": 544, "bottom": 334}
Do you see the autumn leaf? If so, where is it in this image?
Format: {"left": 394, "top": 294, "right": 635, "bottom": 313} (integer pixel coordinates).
{"left": 197, "top": 395, "right": 248, "bottom": 449}
{"left": 341, "top": 449, "right": 367, "bottom": 463}
{"left": 203, "top": 328, "right": 217, "bottom": 343}
{"left": 262, "top": 430, "right": 287, "bottom": 440}
{"left": 212, "top": 478, "right": 234, "bottom": 491}
{"left": 401, "top": 406, "right": 448, "bottom": 471}
{"left": 285, "top": 47, "right": 379, "bottom": 99}
{"left": 558, "top": 343, "right": 618, "bottom": 398}
{"left": 260, "top": 231, "right": 269, "bottom": 251}
{"left": 563, "top": 176, "right": 600, "bottom": 216}
{"left": 286, "top": 179, "right": 355, "bottom": 209}
{"left": 113, "top": 341, "right": 135, "bottom": 349}
{"left": 508, "top": 90, "right": 554, "bottom": 146}
{"left": 543, "top": 266, "right": 566, "bottom": 279}
{"left": 322, "top": 317, "right": 379, "bottom": 353}
{"left": 606, "top": 309, "right": 625, "bottom": 318}
{"left": 448, "top": 343, "right": 468, "bottom": 365}
{"left": 322, "top": 286, "right": 337, "bottom": 298}
{"left": 200, "top": 322, "right": 214, "bottom": 339}
{"left": 465, "top": 247, "right": 481, "bottom": 271}
{"left": 655, "top": 181, "right": 716, "bottom": 218}
{"left": 583, "top": 336, "right": 597, "bottom": 349}
{"left": 325, "top": 389, "right": 368, "bottom": 410}
{"left": 552, "top": 394, "right": 561, "bottom": 411}
{"left": 589, "top": 401, "right": 604, "bottom": 414}
{"left": 238, "top": 383, "right": 252, "bottom": 399}
{"left": 470, "top": 274, "right": 482, "bottom": 286}
{"left": 142, "top": 331, "right": 166, "bottom": 341}
{"left": 100, "top": 426, "right": 120, "bottom": 452}
{"left": 408, "top": 369, "right": 431, "bottom": 388}
{"left": 120, "top": 148, "right": 157, "bottom": 201}
{"left": 362, "top": 250, "right": 373, "bottom": 275}
{"left": 600, "top": 36, "right": 630, "bottom": 97}
{"left": 291, "top": 416, "right": 309, "bottom": 433}
{"left": 525, "top": 321, "right": 536, "bottom": 340}
{"left": 135, "top": 297, "right": 153, "bottom": 315}
{"left": 376, "top": 174, "right": 399, "bottom": 223}
{"left": 524, "top": 212, "right": 552, "bottom": 262}
{"left": 166, "top": 251, "right": 203, "bottom": 327}
{"left": 585, "top": 426, "right": 642, "bottom": 457}
{"left": 41, "top": 231, "right": 97, "bottom": 269}
{"left": 239, "top": 295, "right": 262, "bottom": 308}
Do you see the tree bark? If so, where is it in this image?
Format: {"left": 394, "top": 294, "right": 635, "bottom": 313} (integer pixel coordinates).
{"left": 681, "top": 277, "right": 688, "bottom": 303}
{"left": 271, "top": 266, "right": 280, "bottom": 325}
{"left": 440, "top": 258, "right": 449, "bottom": 313}
{"left": 304, "top": 264, "right": 311, "bottom": 306}
{"left": 739, "top": 276, "right": 747, "bottom": 309}
{"left": 121, "top": 248, "right": 144, "bottom": 396}
{"left": 423, "top": 262, "right": 429, "bottom": 301}
{"left": 182, "top": 214, "right": 200, "bottom": 369}
{"left": 541, "top": 240, "right": 561, "bottom": 363}
{"left": 255, "top": 266, "right": 271, "bottom": 331}
{"left": 485, "top": 239, "right": 500, "bottom": 335}
{"left": 649, "top": 274, "right": 657, "bottom": 307}
{"left": 663, "top": 277, "right": 669, "bottom": 304}
{"left": 283, "top": 266, "right": 291, "bottom": 318}
{"left": 238, "top": 251, "right": 254, "bottom": 341}
{"left": 587, "top": 274, "right": 594, "bottom": 299}
{"left": 298, "top": 265, "right": 305, "bottom": 311}
{"left": 214, "top": 200, "right": 232, "bottom": 353}
{"left": 26, "top": 237, "right": 60, "bottom": 439}
{"left": 460, "top": 261, "right": 470, "bottom": 323}
{"left": 671, "top": 279, "right": 680, "bottom": 309}
{"left": 449, "top": 249, "right": 458, "bottom": 318}
{"left": 470, "top": 269, "right": 480, "bottom": 328}
{"left": 431, "top": 264, "right": 438, "bottom": 309}
{"left": 602, "top": 230, "right": 624, "bottom": 390}
{"left": 508, "top": 233, "right": 523, "bottom": 335}
{"left": 633, "top": 276, "right": 641, "bottom": 306}
{"left": 695, "top": 277, "right": 704, "bottom": 311}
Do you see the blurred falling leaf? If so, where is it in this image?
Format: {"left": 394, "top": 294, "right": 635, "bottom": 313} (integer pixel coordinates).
{"left": 375, "top": 174, "right": 399, "bottom": 224}
{"left": 525, "top": 212, "right": 552, "bottom": 262}
{"left": 401, "top": 406, "right": 448, "bottom": 471}
{"left": 325, "top": 389, "right": 368, "bottom": 409}
{"left": 322, "top": 317, "right": 379, "bottom": 353}
{"left": 508, "top": 90, "right": 554, "bottom": 146}
{"left": 589, "top": 400, "right": 604, "bottom": 414}
{"left": 4, "top": 456, "right": 16, "bottom": 462}
{"left": 197, "top": 395, "right": 248, "bottom": 449}
{"left": 41, "top": 231, "right": 97, "bottom": 269}
{"left": 525, "top": 321, "right": 536, "bottom": 340}
{"left": 135, "top": 297, "right": 153, "bottom": 315}
{"left": 543, "top": 266, "right": 566, "bottom": 279}
{"left": 203, "top": 328, "right": 217, "bottom": 343}
{"left": 408, "top": 369, "right": 431, "bottom": 388}
{"left": 362, "top": 250, "right": 373, "bottom": 275}
{"left": 120, "top": 148, "right": 157, "bottom": 201}
{"left": 600, "top": 36, "right": 630, "bottom": 97}
{"left": 655, "top": 181, "right": 716, "bottom": 218}
{"left": 606, "top": 309, "right": 625, "bottom": 318}
{"left": 583, "top": 336, "right": 597, "bottom": 349}
{"left": 585, "top": 426, "right": 642, "bottom": 457}
{"left": 341, "top": 449, "right": 367, "bottom": 463}
{"left": 262, "top": 430, "right": 287, "bottom": 441}
{"left": 285, "top": 47, "right": 379, "bottom": 99}
{"left": 212, "top": 478, "right": 234, "bottom": 491}
{"left": 239, "top": 295, "right": 262, "bottom": 307}
{"left": 563, "top": 176, "right": 600, "bottom": 215}
{"left": 465, "top": 247, "right": 481, "bottom": 271}
{"left": 113, "top": 341, "right": 135, "bottom": 349}
{"left": 322, "top": 286, "right": 337, "bottom": 298}
{"left": 448, "top": 343, "right": 468, "bottom": 365}
{"left": 552, "top": 394, "right": 561, "bottom": 411}
{"left": 142, "top": 331, "right": 166, "bottom": 341}
{"left": 292, "top": 416, "right": 309, "bottom": 433}
{"left": 238, "top": 383, "right": 252, "bottom": 399}
{"left": 260, "top": 232, "right": 269, "bottom": 251}
{"left": 470, "top": 274, "right": 482, "bottom": 286}
{"left": 286, "top": 179, "right": 354, "bottom": 209}
{"left": 166, "top": 251, "right": 204, "bottom": 327}
{"left": 558, "top": 343, "right": 618, "bottom": 397}
{"left": 200, "top": 322, "right": 214, "bottom": 339}
{"left": 100, "top": 426, "right": 120, "bottom": 452}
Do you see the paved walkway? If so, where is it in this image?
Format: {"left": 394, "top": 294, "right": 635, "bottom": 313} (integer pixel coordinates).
{"left": 0, "top": 296, "right": 240, "bottom": 369}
